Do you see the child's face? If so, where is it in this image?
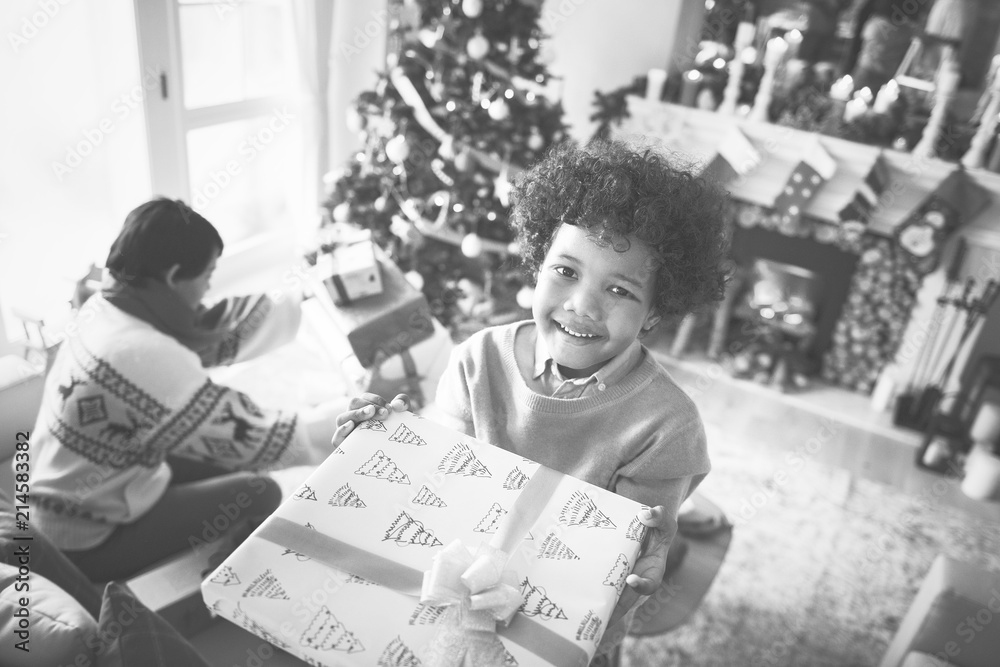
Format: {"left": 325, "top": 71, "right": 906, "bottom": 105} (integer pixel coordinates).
{"left": 533, "top": 223, "right": 661, "bottom": 379}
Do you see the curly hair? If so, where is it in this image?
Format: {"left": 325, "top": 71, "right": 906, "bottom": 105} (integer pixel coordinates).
{"left": 509, "top": 140, "right": 731, "bottom": 319}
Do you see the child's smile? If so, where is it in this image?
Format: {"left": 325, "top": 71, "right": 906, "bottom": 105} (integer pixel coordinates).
{"left": 533, "top": 223, "right": 661, "bottom": 379}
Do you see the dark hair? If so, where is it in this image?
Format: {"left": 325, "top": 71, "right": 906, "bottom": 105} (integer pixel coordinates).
{"left": 509, "top": 140, "right": 730, "bottom": 319}
{"left": 106, "top": 198, "right": 223, "bottom": 286}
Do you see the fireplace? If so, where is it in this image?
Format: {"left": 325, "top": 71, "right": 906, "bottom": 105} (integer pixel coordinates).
{"left": 731, "top": 225, "right": 859, "bottom": 367}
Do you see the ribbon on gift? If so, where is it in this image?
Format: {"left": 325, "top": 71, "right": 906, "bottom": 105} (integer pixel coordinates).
{"left": 255, "top": 464, "right": 590, "bottom": 667}
{"left": 419, "top": 540, "right": 523, "bottom": 667}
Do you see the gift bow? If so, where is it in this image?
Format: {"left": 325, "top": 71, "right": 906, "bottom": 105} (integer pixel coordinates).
{"left": 420, "top": 539, "right": 523, "bottom": 667}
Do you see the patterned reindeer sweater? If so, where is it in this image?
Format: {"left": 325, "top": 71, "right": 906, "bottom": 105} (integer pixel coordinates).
{"left": 28, "top": 293, "right": 324, "bottom": 550}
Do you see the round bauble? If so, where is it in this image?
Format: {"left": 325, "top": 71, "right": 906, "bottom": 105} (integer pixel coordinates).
{"left": 466, "top": 32, "right": 490, "bottom": 60}
{"left": 332, "top": 202, "right": 351, "bottom": 223}
{"left": 527, "top": 131, "right": 544, "bottom": 151}
{"left": 487, "top": 99, "right": 509, "bottom": 120}
{"left": 461, "top": 233, "right": 484, "bottom": 258}
{"left": 462, "top": 0, "right": 483, "bottom": 18}
{"left": 419, "top": 27, "right": 441, "bottom": 49}
{"left": 374, "top": 196, "right": 388, "bottom": 212}
{"left": 404, "top": 270, "right": 425, "bottom": 291}
{"left": 516, "top": 285, "right": 534, "bottom": 310}
{"left": 385, "top": 135, "right": 410, "bottom": 164}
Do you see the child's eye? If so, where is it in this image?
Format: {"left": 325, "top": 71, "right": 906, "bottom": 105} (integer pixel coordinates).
{"left": 553, "top": 266, "right": 576, "bottom": 279}
{"left": 609, "top": 286, "right": 634, "bottom": 299}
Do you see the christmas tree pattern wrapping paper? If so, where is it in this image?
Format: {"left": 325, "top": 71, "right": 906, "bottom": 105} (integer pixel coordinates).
{"left": 202, "top": 412, "right": 648, "bottom": 667}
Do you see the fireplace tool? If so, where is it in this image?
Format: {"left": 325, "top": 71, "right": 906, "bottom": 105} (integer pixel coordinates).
{"left": 900, "top": 279, "right": 959, "bottom": 419}
{"left": 913, "top": 278, "right": 1000, "bottom": 470}
{"left": 917, "top": 278, "right": 977, "bottom": 408}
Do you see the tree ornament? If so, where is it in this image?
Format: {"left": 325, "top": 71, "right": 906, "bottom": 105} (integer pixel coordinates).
{"left": 385, "top": 135, "right": 410, "bottom": 164}
{"left": 345, "top": 107, "right": 365, "bottom": 133}
{"left": 374, "top": 195, "right": 388, "bottom": 212}
{"left": 438, "top": 136, "right": 456, "bottom": 160}
{"left": 454, "top": 148, "right": 474, "bottom": 172}
{"left": 527, "top": 131, "right": 544, "bottom": 151}
{"left": 462, "top": 0, "right": 483, "bottom": 18}
{"left": 516, "top": 285, "right": 534, "bottom": 310}
{"left": 404, "top": 270, "right": 425, "bottom": 291}
{"left": 461, "top": 233, "right": 484, "bottom": 258}
{"left": 467, "top": 31, "right": 490, "bottom": 60}
{"left": 419, "top": 26, "right": 442, "bottom": 49}
{"left": 493, "top": 161, "right": 513, "bottom": 207}
{"left": 429, "top": 78, "right": 445, "bottom": 102}
{"left": 487, "top": 98, "right": 510, "bottom": 120}
{"left": 332, "top": 201, "right": 351, "bottom": 223}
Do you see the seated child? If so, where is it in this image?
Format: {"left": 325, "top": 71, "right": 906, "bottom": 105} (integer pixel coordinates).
{"left": 28, "top": 198, "right": 347, "bottom": 582}
{"left": 333, "top": 140, "right": 729, "bottom": 652}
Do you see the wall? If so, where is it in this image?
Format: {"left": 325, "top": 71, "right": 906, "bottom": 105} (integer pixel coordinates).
{"left": 544, "top": 0, "right": 692, "bottom": 141}
{"left": 328, "top": 0, "right": 391, "bottom": 169}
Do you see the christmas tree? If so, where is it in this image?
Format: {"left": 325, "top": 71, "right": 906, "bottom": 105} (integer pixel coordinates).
{"left": 323, "top": 0, "right": 567, "bottom": 333}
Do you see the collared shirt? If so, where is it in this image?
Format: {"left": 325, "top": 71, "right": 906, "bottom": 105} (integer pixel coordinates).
{"left": 532, "top": 332, "right": 644, "bottom": 399}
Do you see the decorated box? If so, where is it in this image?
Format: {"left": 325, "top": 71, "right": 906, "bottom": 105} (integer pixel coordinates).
{"left": 312, "top": 246, "right": 435, "bottom": 369}
{"left": 311, "top": 230, "right": 383, "bottom": 306}
{"left": 202, "top": 412, "right": 648, "bottom": 667}
{"left": 300, "top": 294, "right": 452, "bottom": 411}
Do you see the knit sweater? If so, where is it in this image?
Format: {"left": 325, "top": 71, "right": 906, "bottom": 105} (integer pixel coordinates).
{"left": 28, "top": 293, "right": 326, "bottom": 550}
{"left": 434, "top": 321, "right": 711, "bottom": 514}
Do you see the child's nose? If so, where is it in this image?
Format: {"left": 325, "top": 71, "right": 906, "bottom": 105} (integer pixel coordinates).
{"left": 563, "top": 287, "right": 602, "bottom": 320}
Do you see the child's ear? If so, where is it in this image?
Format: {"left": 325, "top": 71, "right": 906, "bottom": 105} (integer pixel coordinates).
{"left": 640, "top": 312, "right": 662, "bottom": 335}
{"left": 162, "top": 263, "right": 182, "bottom": 287}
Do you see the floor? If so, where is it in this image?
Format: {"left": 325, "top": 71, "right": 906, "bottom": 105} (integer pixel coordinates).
{"left": 645, "top": 337, "right": 1000, "bottom": 525}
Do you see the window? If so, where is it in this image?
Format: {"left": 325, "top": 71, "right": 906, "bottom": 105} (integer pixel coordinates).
{"left": 135, "top": 0, "right": 316, "bottom": 250}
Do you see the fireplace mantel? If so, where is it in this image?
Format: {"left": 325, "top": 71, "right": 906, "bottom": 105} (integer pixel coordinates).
{"left": 612, "top": 97, "right": 1000, "bottom": 246}
{"left": 611, "top": 98, "right": 1000, "bottom": 405}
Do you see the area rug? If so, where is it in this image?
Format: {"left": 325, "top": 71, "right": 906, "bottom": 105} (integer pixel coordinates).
{"left": 622, "top": 424, "right": 1000, "bottom": 667}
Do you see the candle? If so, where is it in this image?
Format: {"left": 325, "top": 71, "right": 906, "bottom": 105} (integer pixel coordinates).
{"left": 844, "top": 97, "right": 868, "bottom": 122}
{"left": 680, "top": 70, "right": 703, "bottom": 107}
{"left": 971, "top": 402, "right": 1000, "bottom": 443}
{"left": 645, "top": 68, "right": 668, "bottom": 101}
{"left": 784, "top": 29, "right": 803, "bottom": 60}
{"left": 855, "top": 86, "right": 874, "bottom": 105}
{"left": 782, "top": 58, "right": 809, "bottom": 91}
{"left": 734, "top": 21, "right": 755, "bottom": 51}
{"left": 873, "top": 79, "right": 900, "bottom": 114}
{"left": 748, "top": 38, "right": 787, "bottom": 121}
{"left": 763, "top": 36, "right": 788, "bottom": 69}
{"left": 830, "top": 74, "right": 854, "bottom": 102}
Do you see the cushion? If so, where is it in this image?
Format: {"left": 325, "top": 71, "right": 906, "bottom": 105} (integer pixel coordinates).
{"left": 900, "top": 651, "right": 960, "bottom": 667}
{"left": 0, "top": 562, "right": 99, "bottom": 665}
{"left": 93, "top": 582, "right": 211, "bottom": 667}
{"left": 909, "top": 589, "right": 1000, "bottom": 667}
{"left": 0, "top": 501, "right": 102, "bottom": 619}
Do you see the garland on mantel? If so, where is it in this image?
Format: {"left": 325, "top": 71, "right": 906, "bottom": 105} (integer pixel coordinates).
{"left": 733, "top": 201, "right": 948, "bottom": 394}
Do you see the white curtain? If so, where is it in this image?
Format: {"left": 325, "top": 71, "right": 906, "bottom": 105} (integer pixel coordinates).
{"left": 291, "top": 0, "right": 336, "bottom": 223}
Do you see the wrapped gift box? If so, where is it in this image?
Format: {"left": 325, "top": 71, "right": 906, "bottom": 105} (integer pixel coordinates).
{"left": 312, "top": 246, "right": 434, "bottom": 369}
{"left": 311, "top": 230, "right": 383, "bottom": 306}
{"left": 202, "top": 412, "right": 648, "bottom": 667}
{"left": 300, "top": 297, "right": 452, "bottom": 410}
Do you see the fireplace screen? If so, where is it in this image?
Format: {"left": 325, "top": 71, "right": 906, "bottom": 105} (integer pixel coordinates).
{"left": 744, "top": 258, "right": 824, "bottom": 337}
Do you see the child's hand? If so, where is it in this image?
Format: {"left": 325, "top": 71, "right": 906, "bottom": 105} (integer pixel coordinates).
{"left": 331, "top": 393, "right": 410, "bottom": 448}
{"left": 607, "top": 505, "right": 675, "bottom": 630}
